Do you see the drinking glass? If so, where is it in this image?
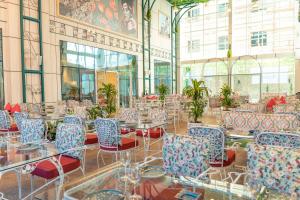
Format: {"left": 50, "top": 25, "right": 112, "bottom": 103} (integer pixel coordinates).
{"left": 120, "top": 151, "right": 131, "bottom": 181}
{"left": 129, "top": 164, "right": 142, "bottom": 200}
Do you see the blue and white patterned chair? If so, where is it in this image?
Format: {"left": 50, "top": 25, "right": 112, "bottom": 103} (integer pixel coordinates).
{"left": 14, "top": 112, "right": 29, "bottom": 131}
{"left": 0, "top": 110, "right": 19, "bottom": 135}
{"left": 31, "top": 123, "right": 85, "bottom": 185}
{"left": 255, "top": 132, "right": 300, "bottom": 148}
{"left": 136, "top": 108, "right": 167, "bottom": 139}
{"left": 247, "top": 143, "right": 300, "bottom": 198}
{"left": 95, "top": 118, "right": 139, "bottom": 168}
{"left": 118, "top": 108, "right": 138, "bottom": 135}
{"left": 20, "top": 119, "right": 45, "bottom": 144}
{"left": 163, "top": 133, "right": 210, "bottom": 178}
{"left": 188, "top": 126, "right": 236, "bottom": 169}
{"left": 63, "top": 115, "right": 98, "bottom": 145}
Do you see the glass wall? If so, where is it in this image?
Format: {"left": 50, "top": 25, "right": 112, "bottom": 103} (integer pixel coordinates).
{"left": 232, "top": 59, "right": 261, "bottom": 102}
{"left": 181, "top": 55, "right": 295, "bottom": 102}
{"left": 0, "top": 29, "right": 4, "bottom": 108}
{"left": 154, "top": 60, "right": 172, "bottom": 94}
{"left": 181, "top": 61, "right": 228, "bottom": 96}
{"left": 60, "top": 41, "right": 137, "bottom": 107}
{"left": 203, "top": 62, "right": 228, "bottom": 96}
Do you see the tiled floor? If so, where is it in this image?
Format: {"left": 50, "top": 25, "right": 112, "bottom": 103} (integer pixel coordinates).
{"left": 0, "top": 116, "right": 247, "bottom": 200}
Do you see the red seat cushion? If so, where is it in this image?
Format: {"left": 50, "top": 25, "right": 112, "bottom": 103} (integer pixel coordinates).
{"left": 210, "top": 149, "right": 236, "bottom": 167}
{"left": 121, "top": 128, "right": 135, "bottom": 135}
{"left": 0, "top": 124, "right": 19, "bottom": 132}
{"left": 85, "top": 133, "right": 98, "bottom": 145}
{"left": 31, "top": 155, "right": 81, "bottom": 179}
{"left": 136, "top": 128, "right": 164, "bottom": 139}
{"left": 100, "top": 137, "right": 138, "bottom": 151}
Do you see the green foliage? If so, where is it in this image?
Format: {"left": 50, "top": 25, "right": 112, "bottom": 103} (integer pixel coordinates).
{"left": 98, "top": 83, "right": 117, "bottom": 117}
{"left": 68, "top": 85, "right": 79, "bottom": 100}
{"left": 146, "top": 10, "right": 151, "bottom": 20}
{"left": 227, "top": 44, "right": 232, "bottom": 58}
{"left": 46, "top": 120, "right": 60, "bottom": 141}
{"left": 220, "top": 84, "right": 233, "bottom": 107}
{"left": 168, "top": 0, "right": 209, "bottom": 6}
{"left": 183, "top": 79, "right": 208, "bottom": 123}
{"left": 157, "top": 83, "right": 169, "bottom": 101}
{"left": 87, "top": 105, "right": 106, "bottom": 120}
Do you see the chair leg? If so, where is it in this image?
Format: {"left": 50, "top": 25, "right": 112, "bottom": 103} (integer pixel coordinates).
{"left": 97, "top": 150, "right": 106, "bottom": 168}
{"left": 16, "top": 172, "right": 22, "bottom": 199}
{"left": 30, "top": 175, "right": 34, "bottom": 200}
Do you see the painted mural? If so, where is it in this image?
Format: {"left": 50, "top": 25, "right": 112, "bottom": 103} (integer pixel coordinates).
{"left": 58, "top": 0, "right": 138, "bottom": 38}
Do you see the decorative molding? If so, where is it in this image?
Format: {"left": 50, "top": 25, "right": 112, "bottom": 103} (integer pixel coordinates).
{"left": 49, "top": 19, "right": 171, "bottom": 60}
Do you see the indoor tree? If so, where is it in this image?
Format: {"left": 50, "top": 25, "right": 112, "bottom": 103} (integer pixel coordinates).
{"left": 220, "top": 84, "right": 233, "bottom": 110}
{"left": 183, "top": 79, "right": 208, "bottom": 123}
{"left": 157, "top": 83, "right": 169, "bottom": 101}
{"left": 97, "top": 83, "right": 117, "bottom": 117}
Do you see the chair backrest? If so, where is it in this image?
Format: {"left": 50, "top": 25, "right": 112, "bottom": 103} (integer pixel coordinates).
{"left": 0, "top": 110, "right": 10, "bottom": 129}
{"left": 118, "top": 108, "right": 138, "bottom": 122}
{"left": 247, "top": 143, "right": 300, "bottom": 197}
{"left": 188, "top": 126, "right": 225, "bottom": 163}
{"left": 14, "top": 112, "right": 29, "bottom": 130}
{"left": 20, "top": 119, "right": 45, "bottom": 144}
{"left": 149, "top": 108, "right": 167, "bottom": 123}
{"left": 63, "top": 115, "right": 85, "bottom": 130}
{"left": 94, "top": 118, "right": 120, "bottom": 148}
{"left": 256, "top": 132, "right": 300, "bottom": 148}
{"left": 163, "top": 133, "right": 210, "bottom": 178}
{"left": 74, "top": 106, "right": 87, "bottom": 119}
{"left": 55, "top": 123, "right": 85, "bottom": 159}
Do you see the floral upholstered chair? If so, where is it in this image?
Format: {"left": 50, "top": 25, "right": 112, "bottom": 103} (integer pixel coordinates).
{"left": 20, "top": 119, "right": 45, "bottom": 144}
{"left": 162, "top": 133, "right": 210, "bottom": 178}
{"left": 95, "top": 118, "right": 139, "bottom": 167}
{"left": 31, "top": 123, "right": 86, "bottom": 192}
{"left": 0, "top": 110, "right": 19, "bottom": 134}
{"left": 255, "top": 132, "right": 300, "bottom": 148}
{"left": 117, "top": 108, "right": 138, "bottom": 134}
{"left": 63, "top": 115, "right": 98, "bottom": 145}
{"left": 136, "top": 108, "right": 167, "bottom": 139}
{"left": 14, "top": 112, "right": 29, "bottom": 131}
{"left": 247, "top": 143, "right": 300, "bottom": 198}
{"left": 188, "top": 126, "right": 236, "bottom": 169}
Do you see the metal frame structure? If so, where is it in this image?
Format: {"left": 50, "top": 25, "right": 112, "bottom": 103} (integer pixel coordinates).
{"left": 141, "top": 0, "right": 208, "bottom": 94}
{"left": 142, "top": 0, "right": 158, "bottom": 95}
{"left": 20, "top": 0, "right": 44, "bottom": 103}
{"left": 171, "top": 3, "right": 198, "bottom": 93}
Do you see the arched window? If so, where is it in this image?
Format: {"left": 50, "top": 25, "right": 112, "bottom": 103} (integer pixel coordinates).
{"left": 231, "top": 58, "right": 261, "bottom": 103}
{"left": 203, "top": 61, "right": 228, "bottom": 96}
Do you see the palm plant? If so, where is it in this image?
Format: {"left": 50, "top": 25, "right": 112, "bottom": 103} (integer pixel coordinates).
{"left": 98, "top": 83, "right": 117, "bottom": 117}
{"left": 157, "top": 83, "right": 169, "bottom": 101}
{"left": 183, "top": 79, "right": 208, "bottom": 123}
{"left": 220, "top": 84, "right": 233, "bottom": 109}
{"left": 87, "top": 105, "right": 106, "bottom": 120}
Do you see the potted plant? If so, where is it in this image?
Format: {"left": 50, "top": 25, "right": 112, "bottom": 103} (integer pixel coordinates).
{"left": 183, "top": 79, "right": 208, "bottom": 124}
{"left": 220, "top": 84, "right": 233, "bottom": 111}
{"left": 157, "top": 83, "right": 169, "bottom": 101}
{"left": 68, "top": 85, "right": 79, "bottom": 100}
{"left": 97, "top": 83, "right": 117, "bottom": 117}
{"left": 46, "top": 120, "right": 60, "bottom": 141}
{"left": 87, "top": 105, "right": 106, "bottom": 120}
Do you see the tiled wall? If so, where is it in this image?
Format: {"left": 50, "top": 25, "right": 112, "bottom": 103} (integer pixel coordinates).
{"left": 0, "top": 0, "right": 171, "bottom": 104}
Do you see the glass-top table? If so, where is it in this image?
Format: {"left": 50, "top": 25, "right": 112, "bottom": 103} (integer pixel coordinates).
{"left": 0, "top": 140, "right": 60, "bottom": 173}
{"left": 0, "top": 139, "right": 68, "bottom": 199}
{"left": 63, "top": 163, "right": 267, "bottom": 200}
{"left": 119, "top": 121, "right": 167, "bottom": 153}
